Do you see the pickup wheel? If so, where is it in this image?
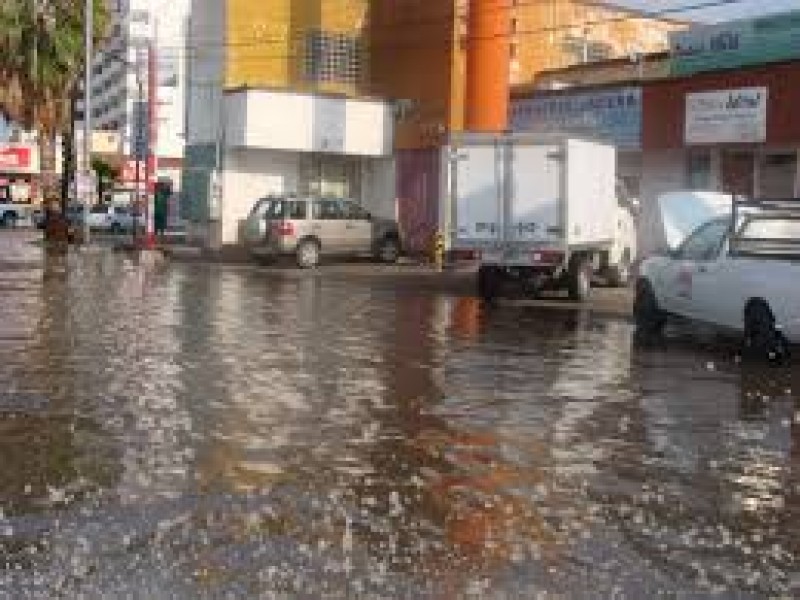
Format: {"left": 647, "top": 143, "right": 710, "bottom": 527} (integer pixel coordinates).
{"left": 477, "top": 266, "right": 499, "bottom": 305}
{"left": 567, "top": 257, "right": 592, "bottom": 302}
{"left": 296, "top": 239, "right": 320, "bottom": 269}
{"left": 634, "top": 279, "right": 666, "bottom": 338}
{"left": 743, "top": 301, "right": 790, "bottom": 364}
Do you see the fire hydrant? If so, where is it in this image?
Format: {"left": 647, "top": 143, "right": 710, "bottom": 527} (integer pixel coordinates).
{"left": 433, "top": 231, "right": 445, "bottom": 271}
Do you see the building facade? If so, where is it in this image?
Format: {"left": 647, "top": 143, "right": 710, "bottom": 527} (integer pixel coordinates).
{"left": 183, "top": 0, "right": 395, "bottom": 249}
{"left": 88, "top": 0, "right": 190, "bottom": 187}
{"left": 366, "top": 0, "right": 679, "bottom": 253}
{"left": 510, "top": 10, "right": 800, "bottom": 259}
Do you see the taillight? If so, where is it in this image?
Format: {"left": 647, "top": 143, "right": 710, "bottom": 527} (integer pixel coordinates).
{"left": 531, "top": 250, "right": 563, "bottom": 265}
{"left": 452, "top": 249, "right": 479, "bottom": 261}
{"left": 272, "top": 221, "right": 294, "bottom": 236}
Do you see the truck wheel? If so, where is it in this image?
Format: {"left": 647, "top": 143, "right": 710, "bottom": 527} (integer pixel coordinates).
{"left": 634, "top": 279, "right": 666, "bottom": 338}
{"left": 608, "top": 256, "right": 631, "bottom": 288}
{"left": 296, "top": 239, "right": 320, "bottom": 269}
{"left": 567, "top": 257, "right": 592, "bottom": 302}
{"left": 477, "top": 266, "right": 499, "bottom": 304}
{"left": 743, "top": 301, "right": 790, "bottom": 364}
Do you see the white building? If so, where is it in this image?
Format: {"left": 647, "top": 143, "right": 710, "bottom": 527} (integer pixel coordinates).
{"left": 83, "top": 0, "right": 190, "bottom": 186}
{"left": 182, "top": 0, "right": 396, "bottom": 251}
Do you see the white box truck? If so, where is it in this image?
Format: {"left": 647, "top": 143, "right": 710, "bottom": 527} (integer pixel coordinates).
{"left": 443, "top": 134, "right": 638, "bottom": 301}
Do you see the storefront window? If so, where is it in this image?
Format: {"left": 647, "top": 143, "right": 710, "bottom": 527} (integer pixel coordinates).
{"left": 759, "top": 153, "right": 798, "bottom": 199}
{"left": 299, "top": 154, "right": 361, "bottom": 200}
{"left": 685, "top": 151, "right": 712, "bottom": 189}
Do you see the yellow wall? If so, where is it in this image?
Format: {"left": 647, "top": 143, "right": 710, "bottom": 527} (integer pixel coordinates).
{"left": 225, "top": 0, "right": 368, "bottom": 95}
{"left": 511, "top": 1, "right": 680, "bottom": 85}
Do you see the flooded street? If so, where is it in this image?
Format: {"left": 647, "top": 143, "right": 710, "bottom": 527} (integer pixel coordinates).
{"left": 0, "top": 231, "right": 798, "bottom": 599}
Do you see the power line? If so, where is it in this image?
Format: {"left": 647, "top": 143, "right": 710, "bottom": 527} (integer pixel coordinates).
{"left": 95, "top": 0, "right": 750, "bottom": 60}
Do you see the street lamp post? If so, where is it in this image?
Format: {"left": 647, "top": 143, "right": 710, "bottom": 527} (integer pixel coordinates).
{"left": 82, "top": 0, "right": 93, "bottom": 243}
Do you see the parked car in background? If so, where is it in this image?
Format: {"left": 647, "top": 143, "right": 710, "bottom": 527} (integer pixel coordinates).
{"left": 0, "top": 201, "right": 36, "bottom": 228}
{"left": 65, "top": 203, "right": 87, "bottom": 229}
{"left": 243, "top": 196, "right": 402, "bottom": 268}
{"left": 635, "top": 196, "right": 800, "bottom": 361}
{"left": 86, "top": 204, "right": 138, "bottom": 233}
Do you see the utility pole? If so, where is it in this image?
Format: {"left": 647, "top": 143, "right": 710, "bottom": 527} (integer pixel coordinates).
{"left": 82, "top": 0, "right": 93, "bottom": 243}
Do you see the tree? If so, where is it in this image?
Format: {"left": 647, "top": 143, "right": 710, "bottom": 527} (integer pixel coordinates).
{"left": 0, "top": 0, "right": 108, "bottom": 204}
{"left": 91, "top": 157, "right": 118, "bottom": 201}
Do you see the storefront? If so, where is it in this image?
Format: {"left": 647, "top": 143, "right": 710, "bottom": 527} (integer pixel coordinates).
{"left": 511, "top": 85, "right": 645, "bottom": 197}
{"left": 641, "top": 61, "right": 800, "bottom": 207}
{"left": 0, "top": 144, "right": 40, "bottom": 203}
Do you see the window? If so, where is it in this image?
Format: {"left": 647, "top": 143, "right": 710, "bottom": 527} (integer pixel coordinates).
{"left": 759, "top": 153, "right": 797, "bottom": 199}
{"left": 677, "top": 218, "right": 730, "bottom": 261}
{"left": 686, "top": 151, "right": 712, "bottom": 190}
{"left": 313, "top": 199, "right": 346, "bottom": 220}
{"left": 130, "top": 10, "right": 149, "bottom": 23}
{"left": 90, "top": 205, "right": 109, "bottom": 215}
{"left": 304, "top": 30, "right": 362, "bottom": 85}
{"left": 342, "top": 200, "right": 370, "bottom": 220}
{"left": 249, "top": 197, "right": 306, "bottom": 220}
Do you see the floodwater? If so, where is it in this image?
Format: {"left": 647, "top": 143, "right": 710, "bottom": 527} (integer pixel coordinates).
{"left": 0, "top": 231, "right": 798, "bottom": 599}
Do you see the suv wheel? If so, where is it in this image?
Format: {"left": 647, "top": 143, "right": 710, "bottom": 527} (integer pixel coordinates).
{"left": 377, "top": 236, "right": 400, "bottom": 263}
{"left": 296, "top": 239, "right": 320, "bottom": 269}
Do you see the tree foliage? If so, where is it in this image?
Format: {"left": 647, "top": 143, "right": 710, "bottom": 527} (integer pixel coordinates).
{"left": 0, "top": 0, "right": 108, "bottom": 135}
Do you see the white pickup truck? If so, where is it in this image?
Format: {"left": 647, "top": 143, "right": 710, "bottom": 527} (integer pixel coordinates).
{"left": 636, "top": 195, "right": 800, "bottom": 361}
{"left": 444, "top": 134, "right": 638, "bottom": 302}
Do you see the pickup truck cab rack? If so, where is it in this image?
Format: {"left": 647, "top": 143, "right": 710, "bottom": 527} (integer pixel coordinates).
{"left": 730, "top": 197, "right": 800, "bottom": 260}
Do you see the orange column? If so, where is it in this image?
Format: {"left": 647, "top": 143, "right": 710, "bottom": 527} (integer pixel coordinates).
{"left": 465, "top": 0, "right": 511, "bottom": 132}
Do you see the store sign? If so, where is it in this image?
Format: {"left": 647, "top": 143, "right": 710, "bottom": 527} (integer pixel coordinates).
{"left": 685, "top": 87, "right": 768, "bottom": 145}
{"left": 671, "top": 11, "right": 800, "bottom": 76}
{"left": 0, "top": 145, "right": 34, "bottom": 172}
{"left": 511, "top": 87, "right": 642, "bottom": 149}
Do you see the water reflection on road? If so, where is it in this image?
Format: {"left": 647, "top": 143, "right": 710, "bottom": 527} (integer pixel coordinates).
{"left": 0, "top": 231, "right": 797, "bottom": 598}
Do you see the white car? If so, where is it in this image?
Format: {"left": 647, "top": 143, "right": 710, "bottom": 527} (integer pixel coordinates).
{"left": 635, "top": 197, "right": 800, "bottom": 360}
{"left": 86, "top": 204, "right": 138, "bottom": 233}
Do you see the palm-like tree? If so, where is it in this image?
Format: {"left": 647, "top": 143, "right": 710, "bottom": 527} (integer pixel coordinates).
{"left": 0, "top": 0, "right": 107, "bottom": 200}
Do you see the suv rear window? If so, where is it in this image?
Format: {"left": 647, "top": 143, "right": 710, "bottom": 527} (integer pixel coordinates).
{"left": 250, "top": 198, "right": 307, "bottom": 220}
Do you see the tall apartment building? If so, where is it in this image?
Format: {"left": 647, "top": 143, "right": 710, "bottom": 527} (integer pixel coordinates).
{"left": 87, "top": 0, "right": 190, "bottom": 183}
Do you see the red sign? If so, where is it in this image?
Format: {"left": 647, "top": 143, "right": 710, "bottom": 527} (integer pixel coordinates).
{"left": 0, "top": 146, "right": 33, "bottom": 172}
{"left": 121, "top": 157, "right": 156, "bottom": 184}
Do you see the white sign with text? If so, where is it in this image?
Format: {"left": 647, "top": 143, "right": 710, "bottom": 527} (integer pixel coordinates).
{"left": 685, "top": 87, "right": 768, "bottom": 144}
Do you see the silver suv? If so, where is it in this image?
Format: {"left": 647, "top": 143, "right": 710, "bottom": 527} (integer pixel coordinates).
{"left": 243, "top": 196, "right": 402, "bottom": 268}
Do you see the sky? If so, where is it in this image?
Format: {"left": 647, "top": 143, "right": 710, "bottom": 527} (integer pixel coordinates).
{"left": 606, "top": 0, "right": 799, "bottom": 23}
